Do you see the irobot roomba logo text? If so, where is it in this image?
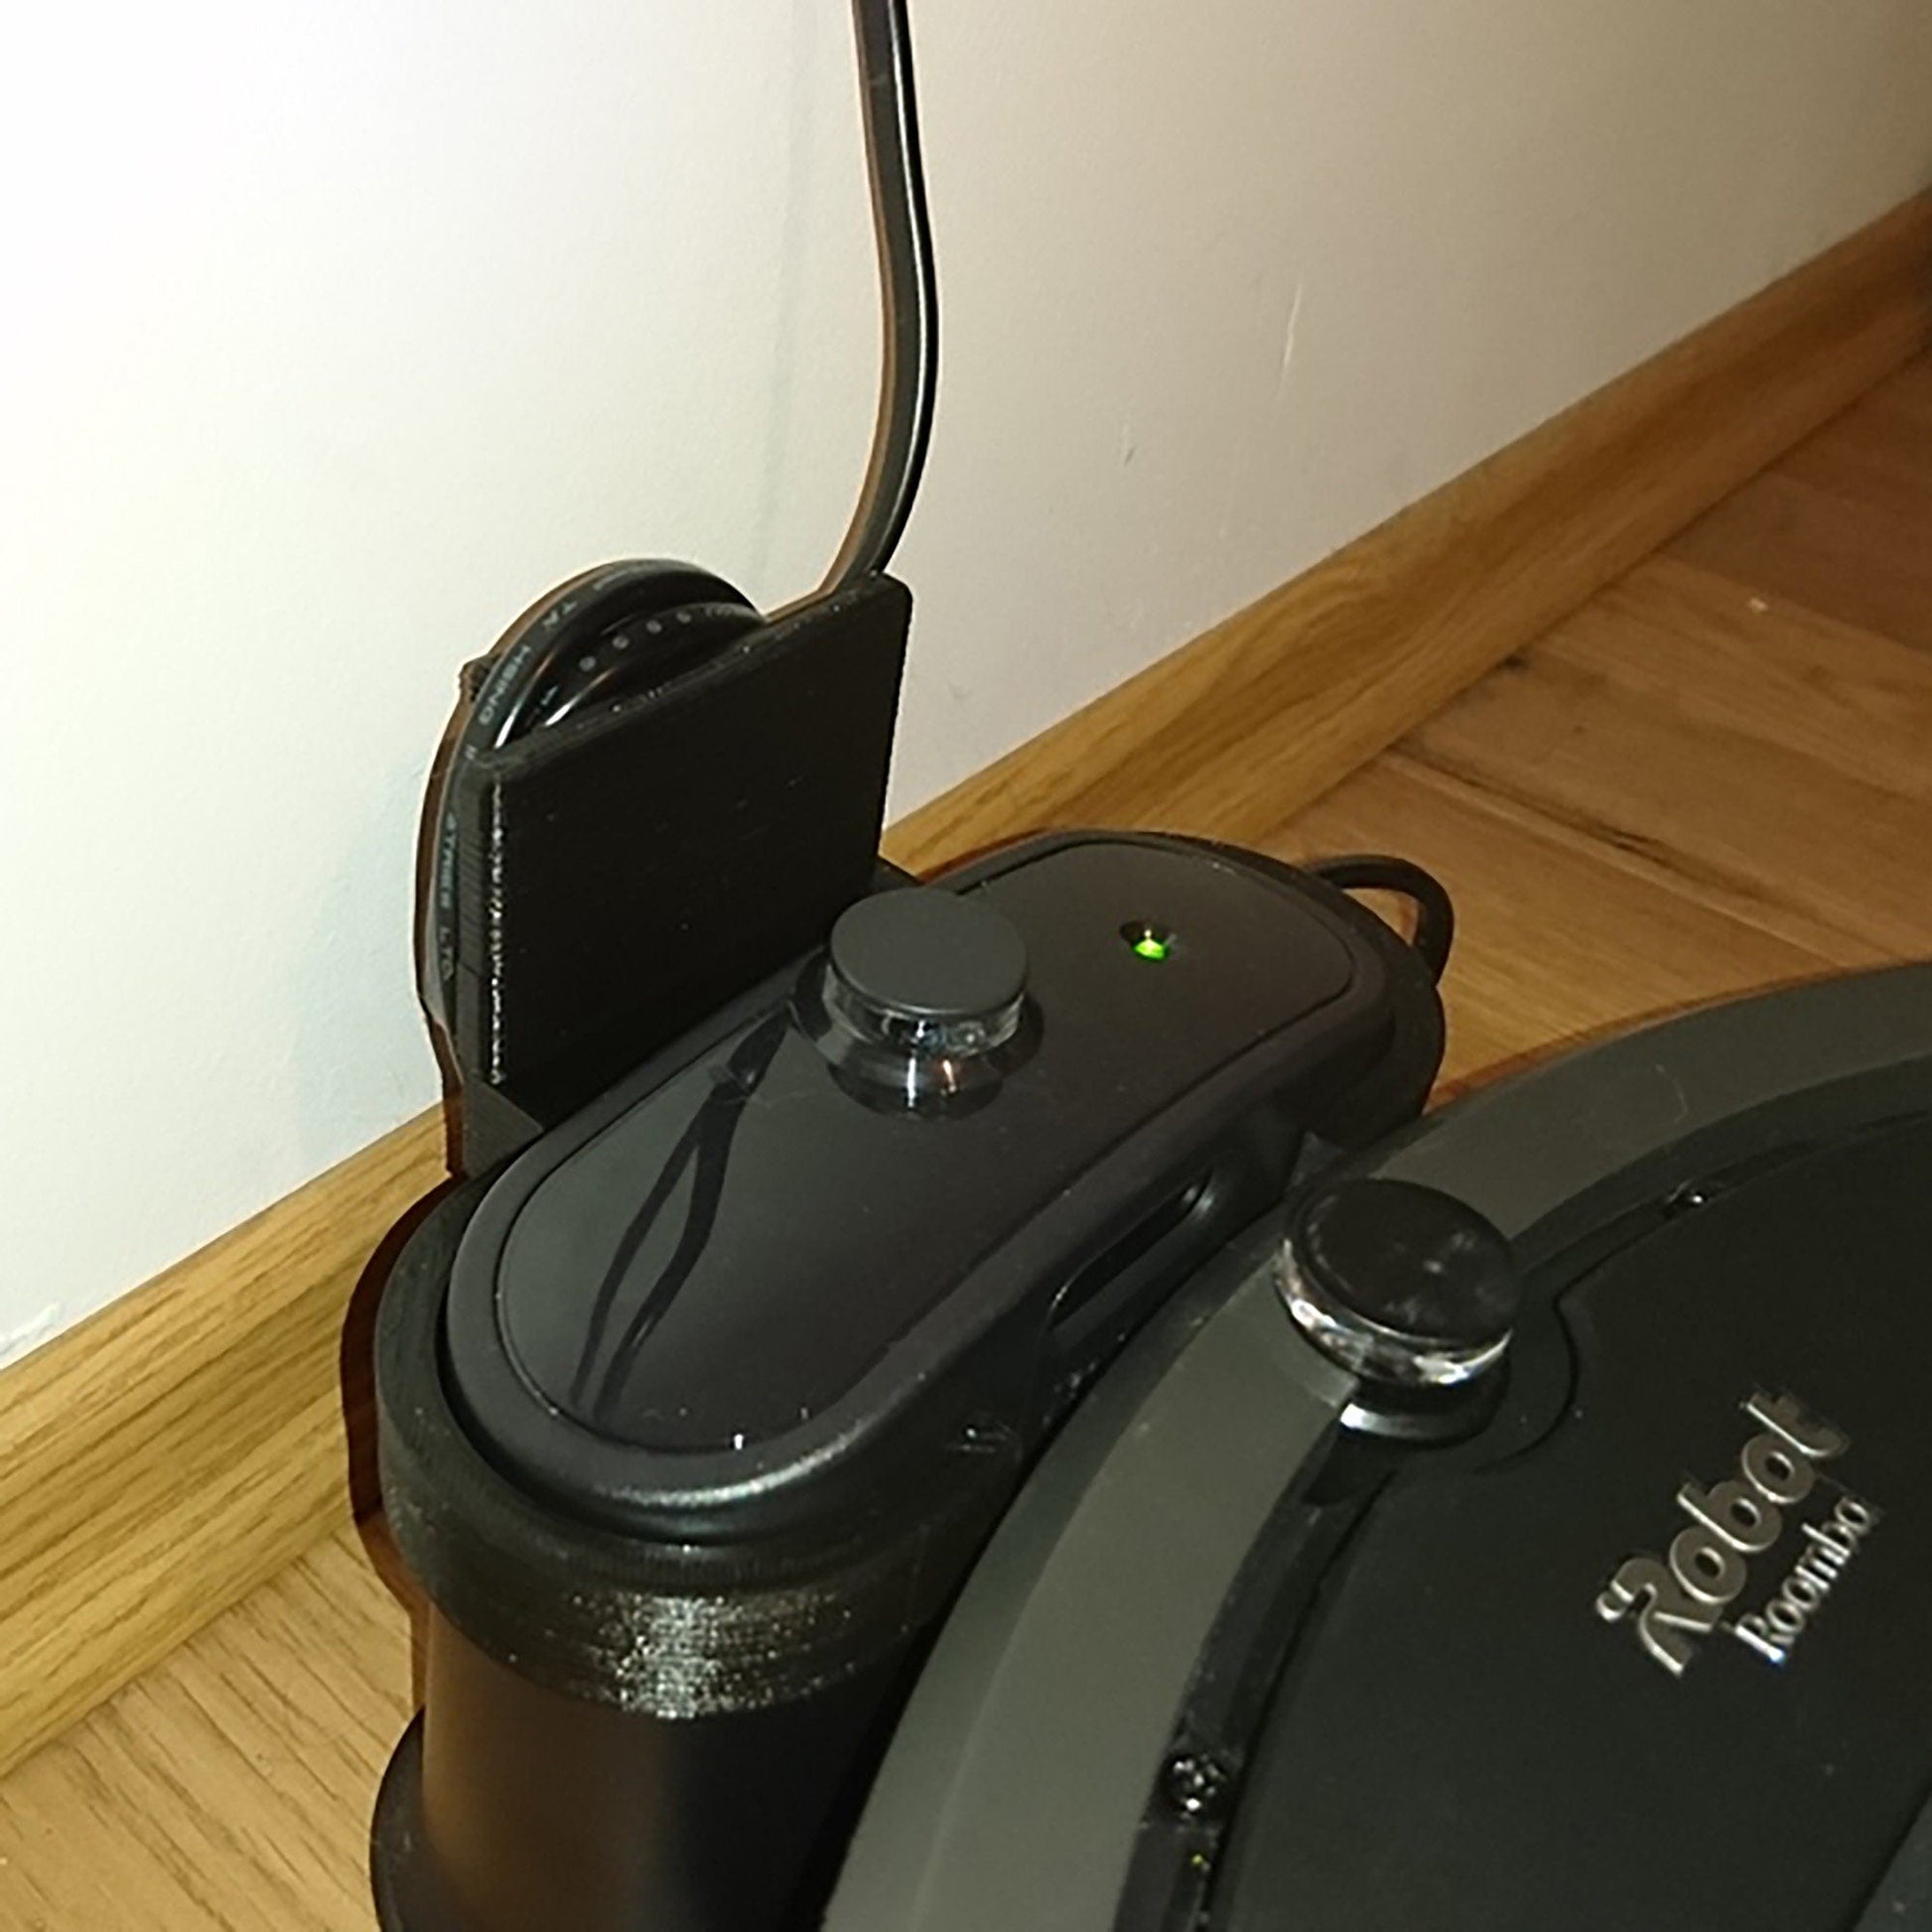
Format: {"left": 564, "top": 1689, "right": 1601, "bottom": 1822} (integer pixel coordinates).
{"left": 1594, "top": 1391, "right": 1880, "bottom": 1676}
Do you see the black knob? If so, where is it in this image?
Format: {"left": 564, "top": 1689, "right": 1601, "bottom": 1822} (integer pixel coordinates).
{"left": 1283, "top": 1178, "right": 1518, "bottom": 1388}
{"left": 828, "top": 889, "right": 1028, "bottom": 1038}
{"left": 813, "top": 889, "right": 1031, "bottom": 1113}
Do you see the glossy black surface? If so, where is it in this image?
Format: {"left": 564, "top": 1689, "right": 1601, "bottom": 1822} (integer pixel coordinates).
{"left": 477, "top": 840, "right": 1355, "bottom": 1454}
{"left": 827, "top": 885, "right": 1028, "bottom": 1023}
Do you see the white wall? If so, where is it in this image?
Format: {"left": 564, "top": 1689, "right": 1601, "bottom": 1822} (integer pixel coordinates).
{"left": 3, "top": 0, "right": 1929, "bottom": 1361}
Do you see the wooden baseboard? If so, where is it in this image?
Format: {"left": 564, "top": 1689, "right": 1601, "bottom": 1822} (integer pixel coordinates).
{"left": 0, "top": 1113, "right": 444, "bottom": 1778}
{"left": 2, "top": 190, "right": 1926, "bottom": 1781}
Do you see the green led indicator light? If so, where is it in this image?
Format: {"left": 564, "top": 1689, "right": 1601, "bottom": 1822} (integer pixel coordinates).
{"left": 1123, "top": 921, "right": 1174, "bottom": 961}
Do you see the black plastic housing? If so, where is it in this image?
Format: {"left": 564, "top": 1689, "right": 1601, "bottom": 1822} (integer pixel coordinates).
{"left": 1212, "top": 1112, "right": 1932, "bottom": 1932}
{"left": 439, "top": 576, "right": 910, "bottom": 1171}
{"left": 809, "top": 961, "right": 1932, "bottom": 1932}
{"left": 372, "top": 831, "right": 1446, "bottom": 1932}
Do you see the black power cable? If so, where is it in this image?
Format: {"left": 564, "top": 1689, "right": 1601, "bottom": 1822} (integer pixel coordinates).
{"left": 1173, "top": 836, "right": 1455, "bottom": 986}
{"left": 823, "top": 0, "right": 940, "bottom": 590}
{"left": 543, "top": 3, "right": 941, "bottom": 1401}
{"left": 1302, "top": 853, "right": 1455, "bottom": 983}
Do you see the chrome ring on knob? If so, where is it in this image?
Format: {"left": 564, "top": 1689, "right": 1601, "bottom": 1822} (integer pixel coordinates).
{"left": 798, "top": 889, "right": 1036, "bottom": 1114}
{"left": 1279, "top": 1245, "right": 1511, "bottom": 1390}
{"left": 822, "top": 967, "right": 1026, "bottom": 1061}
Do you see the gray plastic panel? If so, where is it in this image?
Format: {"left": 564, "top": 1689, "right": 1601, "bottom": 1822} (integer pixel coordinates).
{"left": 1854, "top": 1784, "right": 1932, "bottom": 1930}
{"left": 1367, "top": 963, "right": 1932, "bottom": 1249}
{"left": 823, "top": 1218, "right": 1353, "bottom": 1932}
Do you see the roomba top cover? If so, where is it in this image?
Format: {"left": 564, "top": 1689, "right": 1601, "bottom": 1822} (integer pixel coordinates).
{"left": 1209, "top": 1116, "right": 1931, "bottom": 1932}
{"left": 825, "top": 963, "right": 1932, "bottom": 1932}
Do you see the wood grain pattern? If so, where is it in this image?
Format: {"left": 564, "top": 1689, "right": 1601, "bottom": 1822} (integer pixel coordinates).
{"left": 0, "top": 1528, "right": 413, "bottom": 1931}
{"left": 0, "top": 191, "right": 1927, "bottom": 1810}
{"left": 0, "top": 1111, "right": 443, "bottom": 1782}
{"left": 1670, "top": 471, "right": 1932, "bottom": 656}
{"left": 1405, "top": 626, "right": 1928, "bottom": 966}
{"left": 3, "top": 348, "right": 1932, "bottom": 1929}
{"left": 1268, "top": 753, "right": 1845, "bottom": 1093}
{"left": 1542, "top": 556, "right": 1932, "bottom": 801}
{"left": 1668, "top": 360, "right": 1932, "bottom": 652}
